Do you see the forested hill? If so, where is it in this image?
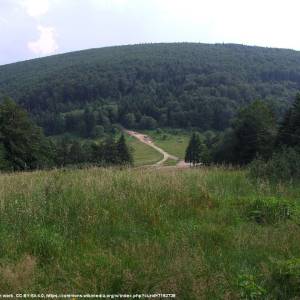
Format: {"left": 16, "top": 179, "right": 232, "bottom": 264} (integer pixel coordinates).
{"left": 1, "top": 43, "right": 300, "bottom": 136}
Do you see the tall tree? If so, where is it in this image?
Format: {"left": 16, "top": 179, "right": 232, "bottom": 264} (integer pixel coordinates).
{"left": 116, "top": 134, "right": 133, "bottom": 165}
{"left": 0, "top": 97, "right": 49, "bottom": 170}
{"left": 277, "top": 94, "right": 300, "bottom": 148}
{"left": 55, "top": 137, "right": 70, "bottom": 167}
{"left": 185, "top": 133, "right": 206, "bottom": 166}
{"left": 232, "top": 100, "right": 276, "bottom": 164}
{"left": 102, "top": 136, "right": 118, "bottom": 165}
{"left": 84, "top": 108, "right": 96, "bottom": 138}
{"left": 0, "top": 142, "right": 9, "bottom": 170}
{"left": 69, "top": 141, "right": 83, "bottom": 164}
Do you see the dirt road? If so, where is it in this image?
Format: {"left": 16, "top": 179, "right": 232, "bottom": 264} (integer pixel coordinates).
{"left": 125, "top": 130, "right": 189, "bottom": 168}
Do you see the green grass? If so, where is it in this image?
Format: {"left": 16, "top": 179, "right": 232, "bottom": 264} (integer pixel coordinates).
{"left": 143, "top": 130, "right": 190, "bottom": 159}
{"left": 0, "top": 167, "right": 299, "bottom": 298}
{"left": 162, "top": 158, "right": 179, "bottom": 166}
{"left": 125, "top": 133, "right": 163, "bottom": 166}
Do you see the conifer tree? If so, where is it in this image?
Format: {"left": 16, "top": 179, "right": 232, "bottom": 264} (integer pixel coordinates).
{"left": 0, "top": 142, "right": 10, "bottom": 170}
{"left": 116, "top": 134, "right": 133, "bottom": 165}
{"left": 103, "top": 136, "right": 118, "bottom": 165}
{"left": 277, "top": 94, "right": 300, "bottom": 148}
{"left": 69, "top": 141, "right": 83, "bottom": 164}
{"left": 233, "top": 100, "right": 276, "bottom": 164}
{"left": 185, "top": 133, "right": 205, "bottom": 166}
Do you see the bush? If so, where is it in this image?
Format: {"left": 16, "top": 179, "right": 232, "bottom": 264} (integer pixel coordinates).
{"left": 237, "top": 274, "right": 266, "bottom": 299}
{"left": 245, "top": 197, "right": 294, "bottom": 224}
{"left": 249, "top": 147, "right": 300, "bottom": 182}
{"left": 0, "top": 143, "right": 10, "bottom": 171}
{"left": 268, "top": 258, "right": 300, "bottom": 298}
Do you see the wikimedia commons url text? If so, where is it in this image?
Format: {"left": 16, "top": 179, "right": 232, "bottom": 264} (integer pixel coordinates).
{"left": 0, "top": 294, "right": 176, "bottom": 299}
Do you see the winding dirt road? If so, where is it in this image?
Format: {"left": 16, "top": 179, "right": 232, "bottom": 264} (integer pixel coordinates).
{"left": 125, "top": 130, "right": 189, "bottom": 168}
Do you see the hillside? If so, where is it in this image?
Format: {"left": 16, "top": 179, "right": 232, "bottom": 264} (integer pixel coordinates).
{"left": 1, "top": 43, "right": 300, "bottom": 135}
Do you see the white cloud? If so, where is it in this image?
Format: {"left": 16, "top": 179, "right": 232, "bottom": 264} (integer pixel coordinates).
{"left": 21, "top": 0, "right": 49, "bottom": 17}
{"left": 0, "top": 17, "right": 8, "bottom": 24}
{"left": 28, "top": 25, "right": 58, "bottom": 55}
{"left": 90, "top": 0, "right": 129, "bottom": 11}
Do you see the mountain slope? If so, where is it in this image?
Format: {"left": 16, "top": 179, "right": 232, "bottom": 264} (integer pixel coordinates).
{"left": 1, "top": 43, "right": 300, "bottom": 135}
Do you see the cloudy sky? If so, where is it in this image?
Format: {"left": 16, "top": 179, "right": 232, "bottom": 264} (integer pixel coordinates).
{"left": 1, "top": 0, "right": 299, "bottom": 65}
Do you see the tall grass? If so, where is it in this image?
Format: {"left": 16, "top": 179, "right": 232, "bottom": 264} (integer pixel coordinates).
{"left": 0, "top": 167, "right": 299, "bottom": 298}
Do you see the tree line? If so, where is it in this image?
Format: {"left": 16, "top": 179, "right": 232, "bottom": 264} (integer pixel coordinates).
{"left": 0, "top": 98, "right": 133, "bottom": 171}
{"left": 185, "top": 93, "right": 300, "bottom": 176}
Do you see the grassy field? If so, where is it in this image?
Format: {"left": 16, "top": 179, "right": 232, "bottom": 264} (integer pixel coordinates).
{"left": 162, "top": 158, "right": 178, "bottom": 166}
{"left": 0, "top": 167, "right": 299, "bottom": 298}
{"left": 125, "top": 133, "right": 163, "bottom": 166}
{"left": 142, "top": 130, "right": 190, "bottom": 159}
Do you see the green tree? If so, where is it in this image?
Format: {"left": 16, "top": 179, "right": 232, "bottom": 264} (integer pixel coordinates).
{"left": 0, "top": 142, "right": 10, "bottom": 170}
{"left": 233, "top": 100, "right": 276, "bottom": 164}
{"left": 123, "top": 113, "right": 136, "bottom": 128}
{"left": 102, "top": 136, "right": 118, "bottom": 165}
{"left": 69, "top": 141, "right": 83, "bottom": 164}
{"left": 139, "top": 116, "right": 158, "bottom": 130}
{"left": 116, "top": 134, "right": 133, "bottom": 165}
{"left": 277, "top": 93, "right": 300, "bottom": 148}
{"left": 94, "top": 125, "right": 105, "bottom": 138}
{"left": 84, "top": 108, "right": 96, "bottom": 138}
{"left": 0, "top": 97, "right": 49, "bottom": 170}
{"left": 185, "top": 133, "right": 206, "bottom": 166}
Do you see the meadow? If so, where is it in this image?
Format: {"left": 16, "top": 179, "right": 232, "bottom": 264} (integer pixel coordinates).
{"left": 142, "top": 130, "right": 190, "bottom": 159}
{"left": 125, "top": 133, "right": 163, "bottom": 166}
{"left": 0, "top": 167, "right": 299, "bottom": 299}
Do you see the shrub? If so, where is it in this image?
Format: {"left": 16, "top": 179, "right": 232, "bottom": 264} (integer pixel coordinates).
{"left": 249, "top": 147, "right": 300, "bottom": 182}
{"left": 156, "top": 128, "right": 163, "bottom": 134}
{"left": 268, "top": 258, "right": 300, "bottom": 298}
{"left": 237, "top": 274, "right": 266, "bottom": 299}
{"left": 245, "top": 197, "right": 294, "bottom": 224}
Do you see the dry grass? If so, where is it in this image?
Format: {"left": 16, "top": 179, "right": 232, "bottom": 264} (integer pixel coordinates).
{"left": 0, "top": 255, "right": 37, "bottom": 291}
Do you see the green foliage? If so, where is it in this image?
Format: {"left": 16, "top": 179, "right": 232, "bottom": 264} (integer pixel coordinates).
{"left": 232, "top": 100, "right": 276, "bottom": 164}
{"left": 245, "top": 197, "right": 294, "bottom": 224}
{"left": 268, "top": 258, "right": 300, "bottom": 298}
{"left": 238, "top": 274, "right": 266, "bottom": 299}
{"left": 248, "top": 94, "right": 300, "bottom": 181}
{"left": 139, "top": 115, "right": 157, "bottom": 130}
{"left": 0, "top": 143, "right": 10, "bottom": 170}
{"left": 0, "top": 43, "right": 298, "bottom": 136}
{"left": 83, "top": 108, "right": 96, "bottom": 138}
{"left": 94, "top": 125, "right": 105, "bottom": 138}
{"left": 122, "top": 113, "right": 136, "bottom": 128}
{"left": 185, "top": 132, "right": 207, "bottom": 165}
{"left": 210, "top": 129, "right": 237, "bottom": 164}
{"left": 205, "top": 100, "right": 277, "bottom": 166}
{"left": 26, "top": 227, "right": 64, "bottom": 264}
{"left": 0, "top": 97, "right": 50, "bottom": 170}
{"left": 116, "top": 134, "right": 133, "bottom": 165}
{"left": 249, "top": 147, "right": 300, "bottom": 182}
{"left": 53, "top": 135, "right": 134, "bottom": 167}
{"left": 277, "top": 93, "right": 300, "bottom": 147}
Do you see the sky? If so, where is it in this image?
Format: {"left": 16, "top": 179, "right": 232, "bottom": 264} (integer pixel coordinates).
{"left": 1, "top": 0, "right": 300, "bottom": 65}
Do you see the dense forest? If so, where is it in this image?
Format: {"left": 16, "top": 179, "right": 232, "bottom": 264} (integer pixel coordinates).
{"left": 0, "top": 98, "right": 132, "bottom": 171}
{"left": 184, "top": 93, "right": 300, "bottom": 181}
{"left": 1, "top": 43, "right": 300, "bottom": 136}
